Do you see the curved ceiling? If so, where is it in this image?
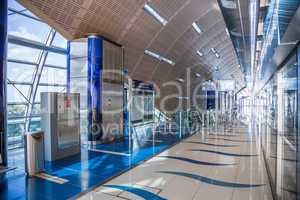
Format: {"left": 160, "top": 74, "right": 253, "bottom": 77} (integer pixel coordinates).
{"left": 18, "top": 0, "right": 245, "bottom": 111}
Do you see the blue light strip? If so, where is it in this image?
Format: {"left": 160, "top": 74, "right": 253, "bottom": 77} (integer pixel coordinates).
{"left": 0, "top": 0, "right": 7, "bottom": 166}
{"left": 87, "top": 36, "right": 103, "bottom": 144}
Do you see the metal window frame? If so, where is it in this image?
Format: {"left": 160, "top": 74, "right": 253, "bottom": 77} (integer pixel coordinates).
{"left": 7, "top": 4, "right": 68, "bottom": 149}
{"left": 24, "top": 28, "right": 57, "bottom": 131}
{"left": 8, "top": 8, "right": 41, "bottom": 22}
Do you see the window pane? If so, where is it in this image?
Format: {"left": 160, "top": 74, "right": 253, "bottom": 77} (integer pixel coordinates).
{"left": 40, "top": 67, "right": 66, "bottom": 85}
{"left": 29, "top": 117, "right": 41, "bottom": 132}
{"left": 8, "top": 8, "right": 50, "bottom": 43}
{"left": 8, "top": 43, "right": 41, "bottom": 63}
{"left": 7, "top": 84, "right": 30, "bottom": 103}
{"left": 32, "top": 103, "right": 41, "bottom": 115}
{"left": 52, "top": 33, "right": 67, "bottom": 48}
{"left": 45, "top": 52, "right": 66, "bottom": 67}
{"left": 7, "top": 62, "right": 36, "bottom": 82}
{"left": 8, "top": 0, "right": 25, "bottom": 10}
{"left": 8, "top": 104, "right": 27, "bottom": 118}
{"left": 7, "top": 119, "right": 25, "bottom": 149}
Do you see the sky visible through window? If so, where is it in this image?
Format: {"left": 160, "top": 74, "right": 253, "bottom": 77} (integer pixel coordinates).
{"left": 7, "top": 0, "right": 68, "bottom": 147}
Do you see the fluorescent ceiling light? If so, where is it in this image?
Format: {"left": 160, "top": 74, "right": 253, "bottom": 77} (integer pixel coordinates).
{"left": 210, "top": 48, "right": 220, "bottom": 58}
{"left": 144, "top": 3, "right": 168, "bottom": 26}
{"left": 177, "top": 78, "right": 184, "bottom": 83}
{"left": 161, "top": 57, "right": 175, "bottom": 66}
{"left": 144, "top": 49, "right": 175, "bottom": 66}
{"left": 144, "top": 49, "right": 160, "bottom": 60}
{"left": 192, "top": 22, "right": 203, "bottom": 34}
{"left": 196, "top": 50, "right": 203, "bottom": 57}
{"left": 211, "top": 48, "right": 216, "bottom": 53}
{"left": 176, "top": 96, "right": 190, "bottom": 100}
{"left": 225, "top": 28, "right": 230, "bottom": 36}
{"left": 196, "top": 73, "right": 201, "bottom": 78}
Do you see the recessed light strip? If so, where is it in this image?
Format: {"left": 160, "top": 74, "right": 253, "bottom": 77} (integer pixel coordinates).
{"left": 211, "top": 48, "right": 216, "bottom": 53}
{"left": 144, "top": 3, "right": 168, "bottom": 26}
{"left": 197, "top": 50, "right": 203, "bottom": 57}
{"left": 177, "top": 78, "right": 184, "bottom": 83}
{"left": 211, "top": 48, "right": 220, "bottom": 58}
{"left": 161, "top": 57, "right": 175, "bottom": 66}
{"left": 192, "top": 22, "right": 203, "bottom": 34}
{"left": 225, "top": 28, "right": 230, "bottom": 36}
{"left": 177, "top": 96, "right": 190, "bottom": 100}
{"left": 144, "top": 49, "right": 160, "bottom": 60}
{"left": 144, "top": 50, "right": 175, "bottom": 66}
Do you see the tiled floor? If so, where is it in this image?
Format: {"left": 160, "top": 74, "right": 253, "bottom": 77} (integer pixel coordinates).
{"left": 79, "top": 124, "right": 273, "bottom": 200}
{"left": 0, "top": 127, "right": 191, "bottom": 200}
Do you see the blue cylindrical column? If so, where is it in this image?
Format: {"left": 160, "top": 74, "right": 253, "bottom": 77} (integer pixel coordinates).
{"left": 66, "top": 41, "right": 71, "bottom": 93}
{"left": 123, "top": 69, "right": 129, "bottom": 138}
{"left": 87, "top": 35, "right": 103, "bottom": 145}
{"left": 0, "top": 0, "right": 7, "bottom": 166}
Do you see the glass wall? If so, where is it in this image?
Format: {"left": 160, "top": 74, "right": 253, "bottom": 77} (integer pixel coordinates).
{"left": 7, "top": 0, "right": 67, "bottom": 150}
{"left": 259, "top": 48, "right": 298, "bottom": 200}
{"left": 131, "top": 89, "right": 154, "bottom": 124}
{"left": 262, "top": 75, "right": 278, "bottom": 194}
{"left": 277, "top": 54, "right": 297, "bottom": 200}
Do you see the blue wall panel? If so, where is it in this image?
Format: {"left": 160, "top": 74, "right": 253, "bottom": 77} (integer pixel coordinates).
{"left": 207, "top": 90, "right": 216, "bottom": 110}
{"left": 0, "top": 0, "right": 7, "bottom": 166}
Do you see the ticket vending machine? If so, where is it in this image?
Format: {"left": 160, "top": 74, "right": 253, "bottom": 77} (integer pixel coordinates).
{"left": 41, "top": 92, "right": 80, "bottom": 161}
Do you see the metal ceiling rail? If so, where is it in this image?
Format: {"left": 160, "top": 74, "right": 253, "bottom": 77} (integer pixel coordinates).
{"left": 8, "top": 59, "right": 67, "bottom": 70}
{"left": 7, "top": 59, "right": 37, "bottom": 66}
{"left": 7, "top": 79, "right": 31, "bottom": 104}
{"left": 8, "top": 81, "right": 32, "bottom": 85}
{"left": 8, "top": 34, "right": 67, "bottom": 55}
{"left": 8, "top": 7, "right": 41, "bottom": 22}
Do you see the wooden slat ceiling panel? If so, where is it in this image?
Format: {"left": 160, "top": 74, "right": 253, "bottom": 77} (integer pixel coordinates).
{"left": 18, "top": 0, "right": 246, "bottom": 111}
{"left": 151, "top": 0, "right": 189, "bottom": 19}
{"left": 133, "top": 56, "right": 158, "bottom": 76}
{"left": 151, "top": 62, "right": 173, "bottom": 79}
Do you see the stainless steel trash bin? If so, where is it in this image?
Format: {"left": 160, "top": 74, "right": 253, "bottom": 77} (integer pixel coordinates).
{"left": 25, "top": 131, "right": 44, "bottom": 176}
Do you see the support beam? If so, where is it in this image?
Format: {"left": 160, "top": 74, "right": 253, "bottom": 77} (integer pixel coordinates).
{"left": 8, "top": 34, "right": 66, "bottom": 55}
{"left": 0, "top": 0, "right": 7, "bottom": 166}
{"left": 25, "top": 29, "right": 56, "bottom": 132}
{"left": 8, "top": 8, "right": 41, "bottom": 22}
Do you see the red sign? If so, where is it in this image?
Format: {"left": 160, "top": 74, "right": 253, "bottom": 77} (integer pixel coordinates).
{"left": 65, "top": 97, "right": 72, "bottom": 108}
